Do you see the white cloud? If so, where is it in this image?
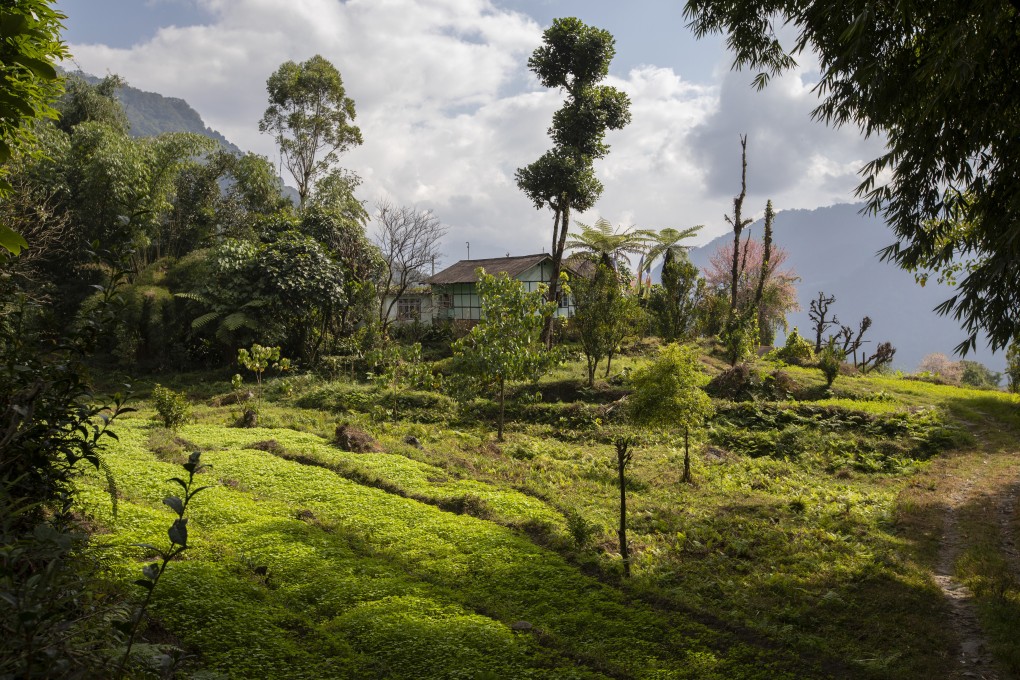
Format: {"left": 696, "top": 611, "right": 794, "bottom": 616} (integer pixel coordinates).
{"left": 66, "top": 0, "right": 884, "bottom": 264}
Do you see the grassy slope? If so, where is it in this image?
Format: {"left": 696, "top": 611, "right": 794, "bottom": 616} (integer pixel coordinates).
{"left": 78, "top": 357, "right": 1020, "bottom": 679}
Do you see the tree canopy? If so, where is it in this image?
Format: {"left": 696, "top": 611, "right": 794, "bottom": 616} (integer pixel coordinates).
{"left": 259, "top": 55, "right": 362, "bottom": 208}
{"left": 684, "top": 0, "right": 1020, "bottom": 353}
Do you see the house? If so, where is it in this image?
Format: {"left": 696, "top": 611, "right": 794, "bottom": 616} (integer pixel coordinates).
{"left": 426, "top": 253, "right": 591, "bottom": 323}
{"left": 380, "top": 286, "right": 434, "bottom": 325}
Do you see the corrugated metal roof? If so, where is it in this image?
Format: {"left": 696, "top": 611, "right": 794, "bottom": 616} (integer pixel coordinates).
{"left": 426, "top": 254, "right": 551, "bottom": 284}
{"left": 427, "top": 253, "right": 596, "bottom": 285}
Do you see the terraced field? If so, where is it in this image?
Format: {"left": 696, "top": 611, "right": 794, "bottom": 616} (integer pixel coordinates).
{"left": 77, "top": 363, "right": 1020, "bottom": 679}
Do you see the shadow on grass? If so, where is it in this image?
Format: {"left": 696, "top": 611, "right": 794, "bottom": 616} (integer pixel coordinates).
{"left": 635, "top": 496, "right": 958, "bottom": 680}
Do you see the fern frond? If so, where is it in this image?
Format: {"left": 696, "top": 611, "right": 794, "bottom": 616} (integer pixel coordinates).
{"left": 175, "top": 292, "right": 209, "bottom": 304}
{"left": 191, "top": 312, "right": 221, "bottom": 330}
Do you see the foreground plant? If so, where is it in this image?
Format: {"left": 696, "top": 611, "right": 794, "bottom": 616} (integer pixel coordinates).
{"left": 115, "top": 452, "right": 212, "bottom": 678}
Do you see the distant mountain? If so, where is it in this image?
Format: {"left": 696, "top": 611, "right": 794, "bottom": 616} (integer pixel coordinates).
{"left": 673, "top": 203, "right": 1004, "bottom": 373}
{"left": 73, "top": 71, "right": 242, "bottom": 152}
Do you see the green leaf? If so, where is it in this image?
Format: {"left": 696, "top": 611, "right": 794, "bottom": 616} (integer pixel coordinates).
{"left": 11, "top": 54, "right": 58, "bottom": 80}
{"left": 0, "top": 13, "right": 29, "bottom": 36}
{"left": 0, "top": 225, "right": 29, "bottom": 255}
{"left": 162, "top": 495, "right": 184, "bottom": 517}
{"left": 168, "top": 518, "right": 188, "bottom": 547}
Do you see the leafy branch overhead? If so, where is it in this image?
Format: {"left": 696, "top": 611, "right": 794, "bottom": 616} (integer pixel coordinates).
{"left": 684, "top": 0, "right": 1020, "bottom": 353}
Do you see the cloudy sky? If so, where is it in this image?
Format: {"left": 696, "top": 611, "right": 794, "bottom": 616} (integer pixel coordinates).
{"left": 55, "top": 0, "right": 887, "bottom": 265}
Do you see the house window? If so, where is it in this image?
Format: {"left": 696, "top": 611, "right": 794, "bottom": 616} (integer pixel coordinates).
{"left": 398, "top": 297, "right": 421, "bottom": 321}
{"left": 439, "top": 293, "right": 453, "bottom": 309}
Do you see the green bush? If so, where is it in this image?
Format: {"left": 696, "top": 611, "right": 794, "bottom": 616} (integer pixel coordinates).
{"left": 818, "top": 341, "right": 843, "bottom": 387}
{"left": 151, "top": 384, "right": 192, "bottom": 431}
{"left": 774, "top": 327, "right": 814, "bottom": 365}
{"left": 296, "top": 383, "right": 456, "bottom": 423}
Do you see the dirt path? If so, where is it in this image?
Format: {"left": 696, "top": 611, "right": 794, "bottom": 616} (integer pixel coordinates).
{"left": 933, "top": 475, "right": 1002, "bottom": 680}
{"left": 998, "top": 479, "right": 1020, "bottom": 581}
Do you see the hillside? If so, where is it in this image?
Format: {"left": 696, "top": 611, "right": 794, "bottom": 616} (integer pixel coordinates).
{"left": 680, "top": 203, "right": 1004, "bottom": 373}
{"left": 76, "top": 350, "right": 1020, "bottom": 679}
{"left": 70, "top": 70, "right": 242, "bottom": 151}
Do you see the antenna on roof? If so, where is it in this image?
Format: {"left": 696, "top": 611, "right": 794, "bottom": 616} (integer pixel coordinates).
{"left": 466, "top": 242, "right": 470, "bottom": 260}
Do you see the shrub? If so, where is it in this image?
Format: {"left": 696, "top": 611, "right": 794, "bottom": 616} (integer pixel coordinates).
{"left": 916, "top": 353, "right": 963, "bottom": 385}
{"left": 720, "top": 312, "right": 759, "bottom": 366}
{"left": 959, "top": 360, "right": 1002, "bottom": 390}
{"left": 151, "top": 384, "right": 192, "bottom": 431}
{"left": 819, "top": 341, "right": 842, "bottom": 387}
{"left": 775, "top": 327, "right": 814, "bottom": 365}
{"left": 565, "top": 510, "right": 600, "bottom": 549}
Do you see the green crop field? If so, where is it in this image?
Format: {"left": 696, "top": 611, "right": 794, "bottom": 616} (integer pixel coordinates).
{"left": 73, "top": 355, "right": 1020, "bottom": 679}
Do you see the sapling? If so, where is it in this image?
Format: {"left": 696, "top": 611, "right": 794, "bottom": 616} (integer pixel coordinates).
{"left": 452, "top": 269, "right": 557, "bottom": 441}
{"left": 151, "top": 384, "right": 191, "bottom": 431}
{"left": 819, "top": 339, "right": 842, "bottom": 387}
{"left": 233, "top": 343, "right": 290, "bottom": 427}
{"left": 115, "top": 452, "right": 212, "bottom": 679}
{"left": 628, "top": 343, "right": 714, "bottom": 483}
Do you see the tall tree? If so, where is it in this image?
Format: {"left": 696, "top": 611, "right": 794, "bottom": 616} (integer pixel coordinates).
{"left": 725, "top": 135, "right": 752, "bottom": 313}
{"left": 516, "top": 17, "right": 631, "bottom": 344}
{"left": 373, "top": 201, "right": 446, "bottom": 330}
{"left": 259, "top": 55, "right": 362, "bottom": 209}
{"left": 684, "top": 0, "right": 1020, "bottom": 354}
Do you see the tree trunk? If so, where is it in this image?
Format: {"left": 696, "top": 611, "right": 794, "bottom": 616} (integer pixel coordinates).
{"left": 729, "top": 136, "right": 748, "bottom": 313}
{"left": 544, "top": 203, "right": 570, "bottom": 348}
{"left": 754, "top": 201, "right": 774, "bottom": 313}
{"left": 497, "top": 377, "right": 505, "bottom": 442}
{"left": 616, "top": 437, "right": 631, "bottom": 578}
{"left": 587, "top": 358, "right": 596, "bottom": 388}
{"left": 682, "top": 427, "right": 691, "bottom": 484}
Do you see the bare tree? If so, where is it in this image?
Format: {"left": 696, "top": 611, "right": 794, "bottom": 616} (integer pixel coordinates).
{"left": 374, "top": 201, "right": 446, "bottom": 330}
{"left": 725, "top": 135, "right": 752, "bottom": 313}
{"left": 860, "top": 342, "right": 896, "bottom": 374}
{"left": 809, "top": 292, "right": 838, "bottom": 352}
{"left": 836, "top": 316, "right": 872, "bottom": 365}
